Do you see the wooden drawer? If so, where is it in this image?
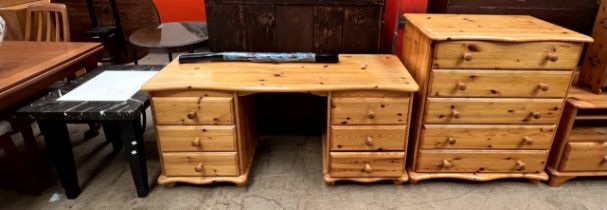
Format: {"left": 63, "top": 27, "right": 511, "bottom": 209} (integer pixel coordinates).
{"left": 560, "top": 142, "right": 607, "bottom": 171}
{"left": 153, "top": 97, "right": 234, "bottom": 125}
{"left": 330, "top": 152, "right": 404, "bottom": 178}
{"left": 569, "top": 127, "right": 607, "bottom": 142}
{"left": 416, "top": 150, "right": 548, "bottom": 173}
{"left": 432, "top": 41, "right": 583, "bottom": 70}
{"left": 429, "top": 69, "right": 572, "bottom": 98}
{"left": 330, "top": 125, "right": 407, "bottom": 151}
{"left": 425, "top": 98, "right": 563, "bottom": 124}
{"left": 157, "top": 125, "right": 236, "bottom": 152}
{"left": 162, "top": 152, "right": 239, "bottom": 176}
{"left": 421, "top": 125, "right": 555, "bottom": 150}
{"left": 332, "top": 97, "right": 409, "bottom": 125}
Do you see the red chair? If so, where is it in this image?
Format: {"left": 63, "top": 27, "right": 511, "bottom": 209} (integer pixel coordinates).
{"left": 152, "top": 0, "right": 206, "bottom": 23}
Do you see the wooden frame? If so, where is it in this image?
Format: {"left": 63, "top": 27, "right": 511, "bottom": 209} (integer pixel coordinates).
{"left": 24, "top": 2, "right": 70, "bottom": 42}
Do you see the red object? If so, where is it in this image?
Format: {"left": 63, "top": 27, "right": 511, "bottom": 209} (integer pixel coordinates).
{"left": 152, "top": 0, "right": 207, "bottom": 23}
{"left": 382, "top": 0, "right": 427, "bottom": 56}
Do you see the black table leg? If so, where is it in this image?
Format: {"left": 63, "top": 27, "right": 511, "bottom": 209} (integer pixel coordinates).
{"left": 117, "top": 116, "right": 149, "bottom": 197}
{"left": 102, "top": 122, "right": 123, "bottom": 152}
{"left": 38, "top": 120, "right": 81, "bottom": 199}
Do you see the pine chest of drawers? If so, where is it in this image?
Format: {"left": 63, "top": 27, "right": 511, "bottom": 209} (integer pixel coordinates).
{"left": 401, "top": 14, "right": 593, "bottom": 182}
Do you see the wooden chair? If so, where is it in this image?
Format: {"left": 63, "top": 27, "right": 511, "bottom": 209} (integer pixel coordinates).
{"left": 24, "top": 2, "right": 101, "bottom": 139}
{"left": 24, "top": 2, "right": 70, "bottom": 42}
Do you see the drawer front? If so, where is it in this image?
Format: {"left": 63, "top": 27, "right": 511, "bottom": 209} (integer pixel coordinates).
{"left": 421, "top": 125, "right": 555, "bottom": 149}
{"left": 330, "top": 152, "right": 405, "bottom": 178}
{"left": 425, "top": 98, "right": 563, "bottom": 124}
{"left": 429, "top": 70, "right": 572, "bottom": 98}
{"left": 569, "top": 127, "right": 607, "bottom": 142}
{"left": 416, "top": 150, "right": 548, "bottom": 173}
{"left": 331, "top": 125, "right": 407, "bottom": 151}
{"left": 560, "top": 142, "right": 607, "bottom": 171}
{"left": 157, "top": 126, "right": 236, "bottom": 152}
{"left": 153, "top": 97, "right": 234, "bottom": 125}
{"left": 332, "top": 97, "right": 409, "bottom": 125}
{"left": 162, "top": 152, "right": 239, "bottom": 176}
{"left": 433, "top": 41, "right": 582, "bottom": 69}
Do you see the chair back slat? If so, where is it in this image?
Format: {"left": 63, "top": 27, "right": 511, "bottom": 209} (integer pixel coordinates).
{"left": 25, "top": 3, "right": 70, "bottom": 42}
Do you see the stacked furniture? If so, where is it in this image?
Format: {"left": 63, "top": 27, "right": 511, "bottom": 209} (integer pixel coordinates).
{"left": 141, "top": 55, "right": 418, "bottom": 186}
{"left": 401, "top": 14, "right": 593, "bottom": 183}
{"left": 326, "top": 90, "right": 413, "bottom": 185}
{"left": 546, "top": 87, "right": 607, "bottom": 186}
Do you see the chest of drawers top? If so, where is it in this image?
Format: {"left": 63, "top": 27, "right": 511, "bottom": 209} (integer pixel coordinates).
{"left": 404, "top": 14, "right": 593, "bottom": 43}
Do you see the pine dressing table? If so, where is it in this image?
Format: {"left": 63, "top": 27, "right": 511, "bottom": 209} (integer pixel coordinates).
{"left": 141, "top": 54, "right": 419, "bottom": 186}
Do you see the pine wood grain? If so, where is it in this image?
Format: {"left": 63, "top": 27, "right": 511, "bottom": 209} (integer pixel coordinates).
{"left": 404, "top": 14, "right": 593, "bottom": 42}
{"left": 578, "top": 0, "right": 607, "bottom": 93}
{"left": 560, "top": 142, "right": 607, "bottom": 171}
{"left": 141, "top": 54, "right": 419, "bottom": 93}
{"left": 416, "top": 150, "right": 548, "bottom": 173}
{"left": 329, "top": 152, "right": 405, "bottom": 178}
{"left": 432, "top": 41, "right": 583, "bottom": 70}
{"left": 330, "top": 125, "right": 407, "bottom": 151}
{"left": 152, "top": 97, "right": 234, "bottom": 125}
{"left": 425, "top": 98, "right": 563, "bottom": 124}
{"left": 429, "top": 69, "right": 572, "bottom": 98}
{"left": 332, "top": 97, "right": 409, "bottom": 125}
{"left": 421, "top": 125, "right": 555, "bottom": 150}
{"left": 162, "top": 152, "right": 239, "bottom": 176}
{"left": 156, "top": 125, "right": 236, "bottom": 152}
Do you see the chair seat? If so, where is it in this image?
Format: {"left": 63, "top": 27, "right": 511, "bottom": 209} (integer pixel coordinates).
{"left": 0, "top": 121, "right": 12, "bottom": 136}
{"left": 85, "top": 26, "right": 117, "bottom": 39}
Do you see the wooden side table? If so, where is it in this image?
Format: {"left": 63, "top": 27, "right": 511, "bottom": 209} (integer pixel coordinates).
{"left": 16, "top": 65, "right": 162, "bottom": 199}
{"left": 546, "top": 86, "right": 607, "bottom": 186}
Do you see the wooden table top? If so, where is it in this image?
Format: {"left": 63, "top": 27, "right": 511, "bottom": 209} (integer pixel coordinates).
{"left": 141, "top": 54, "right": 419, "bottom": 93}
{"left": 567, "top": 86, "right": 607, "bottom": 109}
{"left": 404, "top": 14, "right": 594, "bottom": 42}
{"left": 0, "top": 41, "right": 103, "bottom": 110}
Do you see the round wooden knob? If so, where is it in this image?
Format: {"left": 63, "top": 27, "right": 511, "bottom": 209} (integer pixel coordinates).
{"left": 457, "top": 82, "right": 467, "bottom": 91}
{"left": 367, "top": 110, "right": 376, "bottom": 119}
{"left": 363, "top": 163, "right": 372, "bottom": 173}
{"left": 451, "top": 110, "right": 461, "bottom": 119}
{"left": 447, "top": 137, "right": 457, "bottom": 145}
{"left": 522, "top": 136, "right": 534, "bottom": 145}
{"left": 194, "top": 163, "right": 204, "bottom": 172}
{"left": 515, "top": 160, "right": 526, "bottom": 171}
{"left": 530, "top": 111, "right": 541, "bottom": 119}
{"left": 602, "top": 155, "right": 607, "bottom": 163}
{"left": 462, "top": 52, "right": 473, "bottom": 61}
{"left": 537, "top": 83, "right": 550, "bottom": 91}
{"left": 365, "top": 136, "right": 374, "bottom": 146}
{"left": 546, "top": 53, "right": 559, "bottom": 62}
{"left": 442, "top": 160, "right": 453, "bottom": 168}
{"left": 187, "top": 111, "right": 197, "bottom": 119}
{"left": 191, "top": 137, "right": 201, "bottom": 147}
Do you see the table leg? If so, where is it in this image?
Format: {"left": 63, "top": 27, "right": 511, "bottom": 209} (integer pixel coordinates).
{"left": 133, "top": 49, "right": 138, "bottom": 65}
{"left": 117, "top": 116, "right": 149, "bottom": 197}
{"left": 168, "top": 53, "right": 173, "bottom": 61}
{"left": 102, "top": 122, "right": 123, "bottom": 152}
{"left": 38, "top": 120, "right": 81, "bottom": 199}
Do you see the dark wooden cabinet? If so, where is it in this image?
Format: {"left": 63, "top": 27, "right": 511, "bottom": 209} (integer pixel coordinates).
{"left": 206, "top": 0, "right": 385, "bottom": 53}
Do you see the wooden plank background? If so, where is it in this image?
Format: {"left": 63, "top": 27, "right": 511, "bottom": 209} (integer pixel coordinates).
{"left": 206, "top": 0, "right": 385, "bottom": 53}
